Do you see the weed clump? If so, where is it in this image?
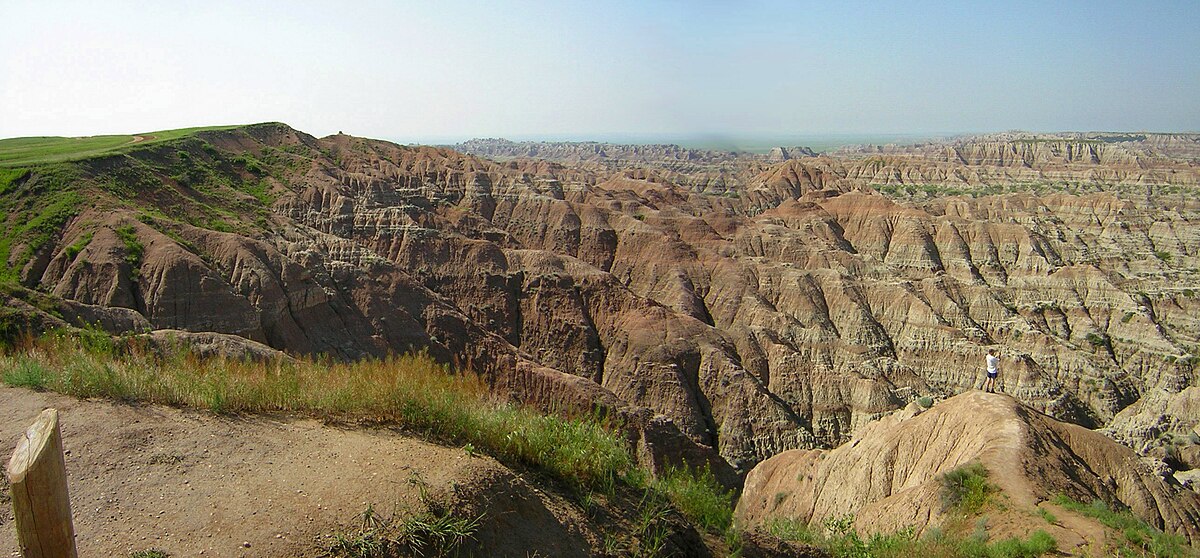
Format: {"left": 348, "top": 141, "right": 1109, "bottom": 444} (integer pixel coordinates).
{"left": 115, "top": 225, "right": 144, "bottom": 272}
{"left": 63, "top": 232, "right": 93, "bottom": 263}
{"left": 651, "top": 466, "right": 734, "bottom": 533}
{"left": 325, "top": 498, "right": 480, "bottom": 558}
{"left": 940, "top": 462, "right": 996, "bottom": 515}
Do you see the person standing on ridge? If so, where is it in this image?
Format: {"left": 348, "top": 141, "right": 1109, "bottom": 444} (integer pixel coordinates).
{"left": 984, "top": 348, "right": 1000, "bottom": 393}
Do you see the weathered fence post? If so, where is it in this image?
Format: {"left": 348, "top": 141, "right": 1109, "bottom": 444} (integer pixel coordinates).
{"left": 5, "top": 408, "right": 78, "bottom": 558}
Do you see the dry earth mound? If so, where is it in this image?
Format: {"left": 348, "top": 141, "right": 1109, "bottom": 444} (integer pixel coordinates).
{"left": 735, "top": 391, "right": 1200, "bottom": 552}
{"left": 0, "top": 386, "right": 689, "bottom": 557}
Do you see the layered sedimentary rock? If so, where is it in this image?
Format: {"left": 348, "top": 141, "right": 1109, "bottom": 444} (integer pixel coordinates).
{"left": 735, "top": 392, "right": 1200, "bottom": 545}
{"left": 5, "top": 123, "right": 1200, "bottom": 477}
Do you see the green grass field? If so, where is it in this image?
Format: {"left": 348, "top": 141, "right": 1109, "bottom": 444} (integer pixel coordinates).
{"left": 0, "top": 125, "right": 245, "bottom": 166}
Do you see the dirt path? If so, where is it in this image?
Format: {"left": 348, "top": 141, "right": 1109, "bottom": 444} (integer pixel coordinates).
{"left": 0, "top": 387, "right": 503, "bottom": 557}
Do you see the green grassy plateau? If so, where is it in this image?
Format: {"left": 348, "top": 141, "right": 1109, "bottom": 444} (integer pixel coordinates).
{"left": 0, "top": 125, "right": 242, "bottom": 166}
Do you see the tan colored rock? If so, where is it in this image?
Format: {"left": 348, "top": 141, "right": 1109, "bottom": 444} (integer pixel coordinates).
{"left": 735, "top": 391, "right": 1200, "bottom": 545}
{"left": 11, "top": 123, "right": 1200, "bottom": 479}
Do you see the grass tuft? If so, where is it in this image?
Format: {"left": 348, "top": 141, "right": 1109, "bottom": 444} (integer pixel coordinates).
{"left": 651, "top": 465, "right": 734, "bottom": 533}
{"left": 940, "top": 462, "right": 996, "bottom": 515}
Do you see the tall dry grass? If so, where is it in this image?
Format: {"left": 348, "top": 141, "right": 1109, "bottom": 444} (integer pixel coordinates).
{"left": 1, "top": 332, "right": 630, "bottom": 494}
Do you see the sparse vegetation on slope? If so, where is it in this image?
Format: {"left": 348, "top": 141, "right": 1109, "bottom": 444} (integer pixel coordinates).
{"left": 0, "top": 164, "right": 84, "bottom": 284}
{"left": 1, "top": 331, "right": 630, "bottom": 494}
{"left": 0, "top": 329, "right": 743, "bottom": 551}
{"left": 1052, "top": 495, "right": 1192, "bottom": 557}
{"left": 766, "top": 515, "right": 1057, "bottom": 558}
{"left": 325, "top": 491, "right": 481, "bottom": 558}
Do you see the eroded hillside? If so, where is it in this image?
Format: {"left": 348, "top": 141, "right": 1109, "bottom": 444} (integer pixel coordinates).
{"left": 2, "top": 124, "right": 1199, "bottom": 479}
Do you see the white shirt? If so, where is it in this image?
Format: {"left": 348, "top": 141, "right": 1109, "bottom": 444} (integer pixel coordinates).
{"left": 986, "top": 354, "right": 999, "bottom": 373}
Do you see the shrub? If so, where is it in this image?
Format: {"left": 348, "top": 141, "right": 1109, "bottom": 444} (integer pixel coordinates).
{"left": 989, "top": 530, "right": 1057, "bottom": 558}
{"left": 940, "top": 462, "right": 996, "bottom": 515}
{"left": 1, "top": 357, "right": 50, "bottom": 390}
{"left": 917, "top": 396, "right": 934, "bottom": 408}
{"left": 326, "top": 500, "right": 480, "bottom": 558}
{"left": 1085, "top": 332, "right": 1109, "bottom": 348}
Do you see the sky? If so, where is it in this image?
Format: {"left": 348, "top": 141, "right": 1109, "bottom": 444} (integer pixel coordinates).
{"left": 2, "top": 0, "right": 1198, "bottom": 143}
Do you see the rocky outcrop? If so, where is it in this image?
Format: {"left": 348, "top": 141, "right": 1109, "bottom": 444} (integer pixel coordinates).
{"left": 833, "top": 132, "right": 1200, "bottom": 186}
{"left": 138, "top": 329, "right": 295, "bottom": 363}
{"left": 6, "top": 122, "right": 1200, "bottom": 479}
{"left": 453, "top": 138, "right": 759, "bottom": 164}
{"left": 735, "top": 392, "right": 1200, "bottom": 545}
{"left": 765, "top": 146, "right": 817, "bottom": 162}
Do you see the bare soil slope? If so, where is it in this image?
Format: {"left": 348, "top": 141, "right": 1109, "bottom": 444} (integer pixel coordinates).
{"left": 735, "top": 391, "right": 1200, "bottom": 553}
{"left": 5, "top": 123, "right": 1200, "bottom": 480}
{"left": 0, "top": 386, "right": 604, "bottom": 557}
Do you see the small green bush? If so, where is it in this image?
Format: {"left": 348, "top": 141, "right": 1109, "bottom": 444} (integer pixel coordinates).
{"left": 326, "top": 502, "right": 480, "bottom": 558}
{"left": 1085, "top": 332, "right": 1109, "bottom": 348}
{"left": 63, "top": 232, "right": 94, "bottom": 263}
{"left": 940, "top": 462, "right": 996, "bottom": 515}
{"left": 917, "top": 396, "right": 934, "bottom": 408}
{"left": 989, "top": 530, "right": 1057, "bottom": 558}
{"left": 2, "top": 357, "right": 50, "bottom": 390}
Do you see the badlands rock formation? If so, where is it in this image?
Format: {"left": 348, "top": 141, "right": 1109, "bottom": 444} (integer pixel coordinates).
{"left": 3, "top": 124, "right": 1199, "bottom": 479}
{"left": 735, "top": 391, "right": 1200, "bottom": 546}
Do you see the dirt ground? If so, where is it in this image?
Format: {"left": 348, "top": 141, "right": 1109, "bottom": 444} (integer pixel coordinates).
{"left": 0, "top": 386, "right": 580, "bottom": 557}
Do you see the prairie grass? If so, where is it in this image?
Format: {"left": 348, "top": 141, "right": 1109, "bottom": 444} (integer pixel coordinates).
{"left": 0, "top": 125, "right": 243, "bottom": 167}
{"left": 650, "top": 466, "right": 734, "bottom": 533}
{"left": 1051, "top": 495, "right": 1191, "bottom": 558}
{"left": 767, "top": 516, "right": 1057, "bottom": 558}
{"left": 0, "top": 333, "right": 631, "bottom": 494}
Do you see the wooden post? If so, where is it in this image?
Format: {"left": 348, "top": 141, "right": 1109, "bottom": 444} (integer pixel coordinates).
{"left": 5, "top": 408, "right": 78, "bottom": 558}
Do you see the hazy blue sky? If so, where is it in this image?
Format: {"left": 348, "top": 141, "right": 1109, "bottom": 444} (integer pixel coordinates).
{"left": 2, "top": 0, "right": 1197, "bottom": 141}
